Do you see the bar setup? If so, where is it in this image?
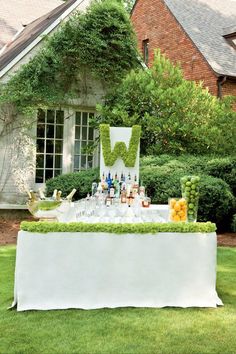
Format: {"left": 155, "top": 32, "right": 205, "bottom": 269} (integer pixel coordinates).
{"left": 12, "top": 125, "right": 223, "bottom": 311}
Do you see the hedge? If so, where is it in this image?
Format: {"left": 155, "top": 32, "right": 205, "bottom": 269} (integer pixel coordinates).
{"left": 46, "top": 168, "right": 99, "bottom": 200}
{"left": 20, "top": 221, "right": 216, "bottom": 234}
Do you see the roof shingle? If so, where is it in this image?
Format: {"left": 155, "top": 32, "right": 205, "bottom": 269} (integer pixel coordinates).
{"left": 0, "top": 0, "right": 63, "bottom": 50}
{"left": 164, "top": 0, "right": 236, "bottom": 77}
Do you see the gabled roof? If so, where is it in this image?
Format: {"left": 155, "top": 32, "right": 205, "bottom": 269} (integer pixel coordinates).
{"left": 163, "top": 0, "right": 236, "bottom": 77}
{"left": 0, "top": 0, "right": 91, "bottom": 77}
{"left": 0, "top": 0, "right": 63, "bottom": 50}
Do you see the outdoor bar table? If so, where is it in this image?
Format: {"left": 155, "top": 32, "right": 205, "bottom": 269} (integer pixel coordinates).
{"left": 12, "top": 228, "right": 223, "bottom": 311}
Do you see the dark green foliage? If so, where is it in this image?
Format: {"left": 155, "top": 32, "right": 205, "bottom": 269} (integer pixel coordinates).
{"left": 0, "top": 0, "right": 138, "bottom": 112}
{"left": 204, "top": 157, "right": 236, "bottom": 195}
{"left": 197, "top": 175, "right": 235, "bottom": 231}
{"left": 46, "top": 168, "right": 99, "bottom": 200}
{"left": 140, "top": 154, "right": 235, "bottom": 231}
{"left": 20, "top": 221, "right": 216, "bottom": 234}
{"left": 231, "top": 215, "right": 236, "bottom": 232}
{"left": 100, "top": 124, "right": 141, "bottom": 167}
{"left": 97, "top": 50, "right": 236, "bottom": 155}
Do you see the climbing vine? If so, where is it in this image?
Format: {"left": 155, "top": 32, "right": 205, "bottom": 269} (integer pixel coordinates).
{"left": 0, "top": 0, "right": 138, "bottom": 115}
{"left": 100, "top": 124, "right": 141, "bottom": 167}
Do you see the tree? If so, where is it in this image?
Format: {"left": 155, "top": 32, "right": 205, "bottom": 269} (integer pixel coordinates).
{"left": 96, "top": 50, "right": 236, "bottom": 155}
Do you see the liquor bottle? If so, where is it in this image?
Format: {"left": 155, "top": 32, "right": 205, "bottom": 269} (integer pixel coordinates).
{"left": 126, "top": 173, "right": 132, "bottom": 198}
{"left": 105, "top": 192, "right": 112, "bottom": 207}
{"left": 121, "top": 188, "right": 127, "bottom": 203}
{"left": 110, "top": 181, "right": 115, "bottom": 198}
{"left": 115, "top": 180, "right": 120, "bottom": 199}
{"left": 107, "top": 171, "right": 112, "bottom": 190}
{"left": 66, "top": 188, "right": 77, "bottom": 201}
{"left": 132, "top": 175, "right": 139, "bottom": 198}
{"left": 127, "top": 191, "right": 134, "bottom": 207}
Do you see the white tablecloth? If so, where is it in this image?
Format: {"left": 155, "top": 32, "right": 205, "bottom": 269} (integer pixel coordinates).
{"left": 12, "top": 231, "right": 222, "bottom": 311}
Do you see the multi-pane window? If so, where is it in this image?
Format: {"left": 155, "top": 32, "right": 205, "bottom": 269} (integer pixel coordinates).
{"left": 74, "top": 111, "right": 95, "bottom": 171}
{"left": 36, "top": 109, "right": 64, "bottom": 183}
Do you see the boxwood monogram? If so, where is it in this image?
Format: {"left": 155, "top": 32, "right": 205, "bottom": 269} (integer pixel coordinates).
{"left": 100, "top": 124, "right": 141, "bottom": 167}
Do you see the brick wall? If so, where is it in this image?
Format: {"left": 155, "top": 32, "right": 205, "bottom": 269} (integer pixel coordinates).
{"left": 222, "top": 80, "right": 236, "bottom": 109}
{"left": 131, "top": 0, "right": 236, "bottom": 100}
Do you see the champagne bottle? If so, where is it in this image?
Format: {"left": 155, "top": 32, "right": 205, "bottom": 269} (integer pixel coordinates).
{"left": 66, "top": 188, "right": 77, "bottom": 201}
{"left": 30, "top": 190, "right": 37, "bottom": 202}
{"left": 25, "top": 188, "right": 32, "bottom": 200}
{"left": 56, "top": 190, "right": 62, "bottom": 201}
{"left": 38, "top": 187, "right": 46, "bottom": 200}
{"left": 52, "top": 189, "right": 57, "bottom": 200}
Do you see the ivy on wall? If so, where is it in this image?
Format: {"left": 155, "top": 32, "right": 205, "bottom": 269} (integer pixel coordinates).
{"left": 100, "top": 124, "right": 141, "bottom": 167}
{"left": 0, "top": 0, "right": 138, "bottom": 115}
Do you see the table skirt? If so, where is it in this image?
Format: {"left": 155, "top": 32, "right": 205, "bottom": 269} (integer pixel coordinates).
{"left": 12, "top": 231, "right": 223, "bottom": 311}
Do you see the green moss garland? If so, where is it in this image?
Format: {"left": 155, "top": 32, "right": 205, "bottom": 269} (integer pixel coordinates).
{"left": 100, "top": 124, "right": 141, "bottom": 167}
{"left": 20, "top": 221, "right": 216, "bottom": 234}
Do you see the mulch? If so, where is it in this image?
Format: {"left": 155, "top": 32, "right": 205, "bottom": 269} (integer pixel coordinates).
{"left": 0, "top": 211, "right": 235, "bottom": 247}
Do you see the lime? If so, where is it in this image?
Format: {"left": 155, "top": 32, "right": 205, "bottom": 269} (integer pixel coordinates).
{"left": 191, "top": 184, "right": 196, "bottom": 190}
{"left": 186, "top": 181, "right": 191, "bottom": 187}
{"left": 188, "top": 203, "right": 194, "bottom": 209}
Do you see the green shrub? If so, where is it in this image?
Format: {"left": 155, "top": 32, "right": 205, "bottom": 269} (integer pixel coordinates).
{"left": 140, "top": 154, "right": 236, "bottom": 194}
{"left": 204, "top": 157, "right": 236, "bottom": 195}
{"left": 46, "top": 168, "right": 99, "bottom": 200}
{"left": 97, "top": 50, "right": 236, "bottom": 155}
{"left": 196, "top": 175, "right": 235, "bottom": 231}
{"left": 231, "top": 215, "right": 236, "bottom": 232}
{"left": 140, "top": 165, "right": 235, "bottom": 231}
{"left": 140, "top": 166, "right": 184, "bottom": 204}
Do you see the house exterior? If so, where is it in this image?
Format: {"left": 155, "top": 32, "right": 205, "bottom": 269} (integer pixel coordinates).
{"left": 0, "top": 0, "right": 63, "bottom": 52}
{"left": 131, "top": 0, "right": 236, "bottom": 100}
{"left": 0, "top": 0, "right": 104, "bottom": 206}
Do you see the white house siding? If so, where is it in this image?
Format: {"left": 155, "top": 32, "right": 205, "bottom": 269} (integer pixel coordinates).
{"left": 0, "top": 0, "right": 105, "bottom": 206}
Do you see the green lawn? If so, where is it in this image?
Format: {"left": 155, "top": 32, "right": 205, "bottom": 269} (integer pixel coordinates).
{"left": 0, "top": 246, "right": 236, "bottom": 354}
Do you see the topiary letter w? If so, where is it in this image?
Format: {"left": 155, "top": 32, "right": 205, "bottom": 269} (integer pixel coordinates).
{"left": 100, "top": 124, "right": 141, "bottom": 167}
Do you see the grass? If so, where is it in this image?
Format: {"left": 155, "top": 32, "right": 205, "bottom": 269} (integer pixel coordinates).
{"left": 0, "top": 246, "right": 236, "bottom": 354}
